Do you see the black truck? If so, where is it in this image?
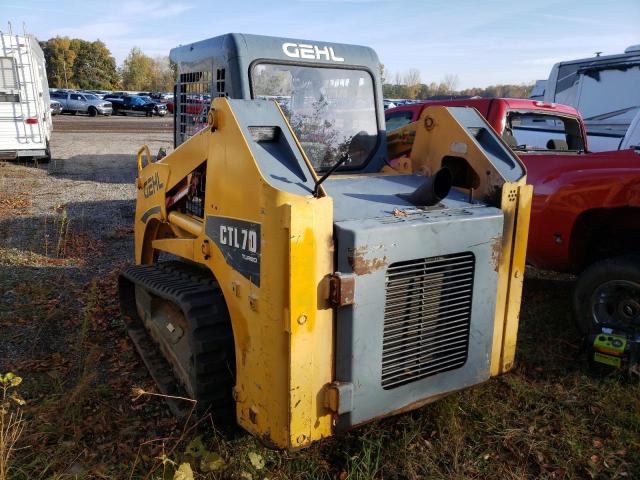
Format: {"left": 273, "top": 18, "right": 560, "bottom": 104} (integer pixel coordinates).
{"left": 104, "top": 94, "right": 158, "bottom": 117}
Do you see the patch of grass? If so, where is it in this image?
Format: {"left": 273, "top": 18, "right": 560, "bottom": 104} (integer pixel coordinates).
{"left": 2, "top": 258, "right": 639, "bottom": 479}
{"left": 0, "top": 373, "right": 26, "bottom": 480}
{"left": 0, "top": 191, "right": 31, "bottom": 218}
{"left": 0, "top": 247, "right": 76, "bottom": 268}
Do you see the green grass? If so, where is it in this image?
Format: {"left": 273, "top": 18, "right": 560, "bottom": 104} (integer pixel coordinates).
{"left": 1, "top": 257, "right": 639, "bottom": 479}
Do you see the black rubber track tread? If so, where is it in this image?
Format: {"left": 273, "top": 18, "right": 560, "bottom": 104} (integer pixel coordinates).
{"left": 119, "top": 261, "right": 235, "bottom": 420}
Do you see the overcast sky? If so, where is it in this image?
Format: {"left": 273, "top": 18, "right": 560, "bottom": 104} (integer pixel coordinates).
{"left": 1, "top": 0, "right": 638, "bottom": 88}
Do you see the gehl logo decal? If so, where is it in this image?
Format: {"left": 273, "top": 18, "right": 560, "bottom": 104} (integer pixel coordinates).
{"left": 282, "top": 42, "right": 344, "bottom": 62}
{"left": 143, "top": 172, "right": 164, "bottom": 198}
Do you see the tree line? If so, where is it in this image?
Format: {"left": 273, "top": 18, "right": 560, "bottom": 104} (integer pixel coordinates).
{"left": 380, "top": 64, "right": 533, "bottom": 100}
{"left": 38, "top": 38, "right": 533, "bottom": 99}
{"left": 39, "top": 37, "right": 175, "bottom": 91}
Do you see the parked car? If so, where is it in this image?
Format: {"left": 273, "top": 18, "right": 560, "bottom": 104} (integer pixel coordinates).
{"left": 83, "top": 90, "right": 111, "bottom": 99}
{"left": 166, "top": 94, "right": 209, "bottom": 114}
{"left": 386, "top": 98, "right": 640, "bottom": 335}
{"left": 50, "top": 91, "right": 112, "bottom": 116}
{"left": 383, "top": 100, "right": 397, "bottom": 110}
{"left": 150, "top": 92, "right": 173, "bottom": 102}
{"left": 50, "top": 100, "right": 63, "bottom": 116}
{"left": 107, "top": 95, "right": 156, "bottom": 116}
{"left": 138, "top": 95, "right": 168, "bottom": 116}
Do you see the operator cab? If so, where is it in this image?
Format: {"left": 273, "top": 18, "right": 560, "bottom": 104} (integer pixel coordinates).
{"left": 170, "top": 33, "right": 386, "bottom": 173}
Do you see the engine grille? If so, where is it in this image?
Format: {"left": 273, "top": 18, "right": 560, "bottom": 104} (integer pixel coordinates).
{"left": 381, "top": 252, "right": 475, "bottom": 389}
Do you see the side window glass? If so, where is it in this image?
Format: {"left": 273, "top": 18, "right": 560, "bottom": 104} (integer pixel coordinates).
{"left": 507, "top": 113, "right": 584, "bottom": 151}
{"left": 386, "top": 111, "right": 414, "bottom": 131}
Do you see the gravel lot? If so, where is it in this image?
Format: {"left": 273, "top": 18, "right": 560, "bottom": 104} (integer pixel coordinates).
{"left": 0, "top": 115, "right": 180, "bottom": 476}
{"left": 1, "top": 114, "right": 639, "bottom": 479}
{"left": 0, "top": 115, "right": 173, "bottom": 271}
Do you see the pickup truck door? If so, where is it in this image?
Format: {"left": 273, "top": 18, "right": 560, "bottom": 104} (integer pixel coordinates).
{"left": 52, "top": 92, "right": 68, "bottom": 109}
{"left": 69, "top": 93, "right": 83, "bottom": 111}
{"left": 121, "top": 98, "right": 132, "bottom": 113}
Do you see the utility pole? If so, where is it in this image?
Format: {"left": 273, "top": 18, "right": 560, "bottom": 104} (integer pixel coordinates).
{"left": 63, "top": 58, "right": 68, "bottom": 89}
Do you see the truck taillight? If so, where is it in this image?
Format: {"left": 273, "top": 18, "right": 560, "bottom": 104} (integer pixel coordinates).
{"left": 534, "top": 101, "right": 556, "bottom": 108}
{"left": 25, "top": 118, "right": 38, "bottom": 124}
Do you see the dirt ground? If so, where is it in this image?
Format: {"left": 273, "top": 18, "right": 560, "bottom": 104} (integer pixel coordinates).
{"left": 0, "top": 115, "right": 639, "bottom": 479}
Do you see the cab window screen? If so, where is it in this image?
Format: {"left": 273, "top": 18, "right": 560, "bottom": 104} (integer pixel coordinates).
{"left": 252, "top": 63, "right": 378, "bottom": 171}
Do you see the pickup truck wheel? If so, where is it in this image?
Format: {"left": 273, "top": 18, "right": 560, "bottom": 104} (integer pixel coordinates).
{"left": 71, "top": 111, "right": 77, "bottom": 116}
{"left": 573, "top": 256, "right": 640, "bottom": 334}
{"left": 88, "top": 106, "right": 97, "bottom": 117}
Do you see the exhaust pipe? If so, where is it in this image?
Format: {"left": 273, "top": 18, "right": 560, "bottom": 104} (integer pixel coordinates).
{"left": 405, "top": 167, "right": 452, "bottom": 207}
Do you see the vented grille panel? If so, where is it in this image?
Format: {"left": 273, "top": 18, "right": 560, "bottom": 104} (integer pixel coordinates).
{"left": 381, "top": 252, "right": 475, "bottom": 389}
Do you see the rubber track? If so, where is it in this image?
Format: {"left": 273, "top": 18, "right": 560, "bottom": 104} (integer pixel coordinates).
{"left": 119, "top": 261, "right": 235, "bottom": 419}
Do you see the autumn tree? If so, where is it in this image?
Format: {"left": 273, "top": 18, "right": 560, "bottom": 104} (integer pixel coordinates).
{"left": 120, "top": 47, "right": 154, "bottom": 90}
{"left": 442, "top": 74, "right": 459, "bottom": 94}
{"left": 149, "top": 56, "right": 176, "bottom": 92}
{"left": 382, "top": 69, "right": 533, "bottom": 100}
{"left": 40, "top": 37, "right": 76, "bottom": 89}
{"left": 69, "top": 39, "right": 118, "bottom": 89}
{"left": 40, "top": 37, "right": 118, "bottom": 89}
{"left": 120, "top": 48, "right": 175, "bottom": 91}
{"left": 403, "top": 69, "right": 422, "bottom": 99}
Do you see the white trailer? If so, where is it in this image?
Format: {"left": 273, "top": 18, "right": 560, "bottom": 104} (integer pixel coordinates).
{"left": 543, "top": 44, "right": 640, "bottom": 152}
{"left": 0, "top": 31, "right": 51, "bottom": 162}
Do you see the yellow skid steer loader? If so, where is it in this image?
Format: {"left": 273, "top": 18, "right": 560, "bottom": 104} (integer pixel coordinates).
{"left": 119, "top": 33, "right": 532, "bottom": 449}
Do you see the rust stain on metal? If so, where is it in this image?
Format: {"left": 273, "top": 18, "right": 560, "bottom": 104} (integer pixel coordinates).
{"left": 347, "top": 246, "right": 388, "bottom": 275}
{"left": 328, "top": 273, "right": 355, "bottom": 306}
{"left": 393, "top": 208, "right": 407, "bottom": 217}
{"left": 423, "top": 115, "right": 435, "bottom": 131}
{"left": 490, "top": 235, "right": 503, "bottom": 272}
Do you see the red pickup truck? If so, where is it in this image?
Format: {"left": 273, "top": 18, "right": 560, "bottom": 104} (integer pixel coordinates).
{"left": 386, "top": 98, "right": 640, "bottom": 335}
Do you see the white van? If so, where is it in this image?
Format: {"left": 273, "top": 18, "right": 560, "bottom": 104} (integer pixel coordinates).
{"left": 543, "top": 44, "right": 640, "bottom": 152}
{"left": 0, "top": 31, "right": 52, "bottom": 162}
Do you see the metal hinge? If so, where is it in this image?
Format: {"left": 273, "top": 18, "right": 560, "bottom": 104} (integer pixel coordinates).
{"left": 323, "top": 381, "right": 353, "bottom": 414}
{"left": 328, "top": 272, "right": 355, "bottom": 307}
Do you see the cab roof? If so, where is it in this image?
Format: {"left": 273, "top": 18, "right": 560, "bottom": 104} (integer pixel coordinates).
{"left": 170, "top": 33, "right": 380, "bottom": 72}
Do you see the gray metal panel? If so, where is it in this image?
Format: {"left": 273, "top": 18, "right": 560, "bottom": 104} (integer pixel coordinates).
{"left": 333, "top": 205, "right": 503, "bottom": 429}
{"left": 324, "top": 174, "right": 480, "bottom": 222}
{"left": 227, "top": 99, "right": 316, "bottom": 196}
{"left": 170, "top": 34, "right": 243, "bottom": 98}
{"left": 446, "top": 107, "right": 525, "bottom": 182}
